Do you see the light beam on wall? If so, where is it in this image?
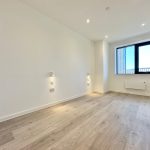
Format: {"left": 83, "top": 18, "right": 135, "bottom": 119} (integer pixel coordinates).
{"left": 86, "top": 73, "right": 91, "bottom": 86}
{"left": 86, "top": 73, "right": 92, "bottom": 94}
{"left": 48, "top": 72, "right": 56, "bottom": 93}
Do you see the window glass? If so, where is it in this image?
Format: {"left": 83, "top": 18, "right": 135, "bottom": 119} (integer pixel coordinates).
{"left": 139, "top": 45, "right": 150, "bottom": 72}
{"left": 116, "top": 46, "right": 135, "bottom": 74}
{"left": 126, "top": 46, "right": 135, "bottom": 74}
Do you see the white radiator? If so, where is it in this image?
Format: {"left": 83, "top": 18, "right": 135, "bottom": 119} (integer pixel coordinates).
{"left": 124, "top": 80, "right": 146, "bottom": 90}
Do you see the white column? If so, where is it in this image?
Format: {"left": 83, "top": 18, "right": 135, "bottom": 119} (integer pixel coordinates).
{"left": 93, "top": 40, "right": 109, "bottom": 94}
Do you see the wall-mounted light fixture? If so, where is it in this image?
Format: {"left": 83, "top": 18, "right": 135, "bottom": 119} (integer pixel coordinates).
{"left": 86, "top": 73, "right": 91, "bottom": 86}
{"left": 48, "top": 72, "right": 55, "bottom": 92}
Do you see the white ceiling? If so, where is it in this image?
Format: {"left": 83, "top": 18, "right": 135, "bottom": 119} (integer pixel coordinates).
{"left": 21, "top": 0, "right": 150, "bottom": 42}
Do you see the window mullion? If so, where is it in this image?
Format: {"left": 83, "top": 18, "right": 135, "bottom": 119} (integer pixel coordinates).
{"left": 135, "top": 44, "right": 139, "bottom": 74}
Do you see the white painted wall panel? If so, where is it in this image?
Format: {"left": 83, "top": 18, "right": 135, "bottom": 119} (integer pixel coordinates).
{"left": 0, "top": 0, "right": 95, "bottom": 121}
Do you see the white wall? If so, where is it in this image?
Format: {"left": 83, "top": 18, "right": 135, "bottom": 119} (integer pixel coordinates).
{"left": 103, "top": 41, "right": 109, "bottom": 92}
{"left": 94, "top": 41, "right": 103, "bottom": 93}
{"left": 0, "top": 0, "right": 95, "bottom": 121}
{"left": 94, "top": 40, "right": 109, "bottom": 93}
{"left": 109, "top": 33, "right": 150, "bottom": 96}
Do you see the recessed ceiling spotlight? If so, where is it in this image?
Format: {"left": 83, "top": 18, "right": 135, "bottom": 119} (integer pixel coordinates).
{"left": 86, "top": 19, "right": 90, "bottom": 24}
{"left": 105, "top": 35, "right": 108, "bottom": 39}
{"left": 141, "top": 23, "right": 146, "bottom": 27}
{"left": 105, "top": 6, "right": 110, "bottom": 11}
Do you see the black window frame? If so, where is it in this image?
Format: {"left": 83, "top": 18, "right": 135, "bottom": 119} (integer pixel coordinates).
{"left": 116, "top": 41, "right": 150, "bottom": 75}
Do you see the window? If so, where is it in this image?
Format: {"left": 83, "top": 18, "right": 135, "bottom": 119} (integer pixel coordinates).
{"left": 116, "top": 41, "right": 150, "bottom": 74}
{"left": 136, "top": 42, "right": 150, "bottom": 73}
{"left": 116, "top": 45, "right": 135, "bottom": 74}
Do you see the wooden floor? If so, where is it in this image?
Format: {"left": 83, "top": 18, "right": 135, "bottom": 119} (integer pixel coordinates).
{"left": 0, "top": 93, "right": 150, "bottom": 150}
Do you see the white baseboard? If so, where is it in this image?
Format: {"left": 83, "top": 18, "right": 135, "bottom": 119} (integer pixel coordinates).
{"left": 93, "top": 91, "right": 110, "bottom": 95}
{"left": 0, "top": 93, "right": 86, "bottom": 123}
{"left": 109, "top": 90, "right": 150, "bottom": 97}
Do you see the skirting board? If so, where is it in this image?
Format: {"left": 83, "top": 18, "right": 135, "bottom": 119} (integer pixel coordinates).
{"left": 94, "top": 90, "right": 150, "bottom": 97}
{"left": 93, "top": 91, "right": 110, "bottom": 95}
{"left": 109, "top": 90, "right": 150, "bottom": 97}
{"left": 0, "top": 93, "right": 86, "bottom": 123}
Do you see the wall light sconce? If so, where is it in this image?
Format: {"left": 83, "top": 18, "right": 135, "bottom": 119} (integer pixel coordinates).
{"left": 86, "top": 73, "right": 91, "bottom": 86}
{"left": 48, "top": 72, "right": 55, "bottom": 92}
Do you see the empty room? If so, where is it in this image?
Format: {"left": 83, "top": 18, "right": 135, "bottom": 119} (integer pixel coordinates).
{"left": 0, "top": 0, "right": 150, "bottom": 149}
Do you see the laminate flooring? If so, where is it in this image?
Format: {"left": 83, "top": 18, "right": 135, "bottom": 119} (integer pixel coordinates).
{"left": 0, "top": 92, "right": 150, "bottom": 150}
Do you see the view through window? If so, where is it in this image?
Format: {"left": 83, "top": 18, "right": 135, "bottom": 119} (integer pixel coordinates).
{"left": 139, "top": 45, "right": 150, "bottom": 72}
{"left": 116, "top": 41, "right": 150, "bottom": 74}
